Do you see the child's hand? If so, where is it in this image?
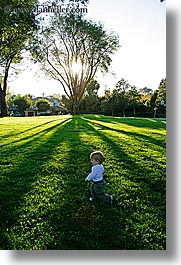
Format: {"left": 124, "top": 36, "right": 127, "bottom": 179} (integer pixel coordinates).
{"left": 85, "top": 177, "right": 88, "bottom": 182}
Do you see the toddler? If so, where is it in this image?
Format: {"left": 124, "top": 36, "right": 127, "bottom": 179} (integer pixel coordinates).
{"left": 85, "top": 151, "right": 113, "bottom": 204}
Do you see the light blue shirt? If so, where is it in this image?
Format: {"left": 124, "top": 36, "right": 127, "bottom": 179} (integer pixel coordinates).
{"left": 86, "top": 164, "right": 104, "bottom": 182}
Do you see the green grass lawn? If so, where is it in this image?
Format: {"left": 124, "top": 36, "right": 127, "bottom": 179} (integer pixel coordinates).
{"left": 0, "top": 114, "right": 166, "bottom": 250}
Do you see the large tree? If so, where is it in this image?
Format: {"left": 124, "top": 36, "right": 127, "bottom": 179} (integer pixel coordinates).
{"left": 13, "top": 94, "right": 32, "bottom": 115}
{"left": 115, "top": 78, "right": 130, "bottom": 116}
{"left": 0, "top": 0, "right": 38, "bottom": 117}
{"left": 80, "top": 79, "right": 100, "bottom": 113}
{"left": 36, "top": 12, "right": 120, "bottom": 113}
{"left": 156, "top": 78, "right": 166, "bottom": 114}
{"left": 35, "top": 98, "right": 51, "bottom": 112}
{"left": 127, "top": 86, "right": 141, "bottom": 116}
{"left": 156, "top": 78, "right": 166, "bottom": 106}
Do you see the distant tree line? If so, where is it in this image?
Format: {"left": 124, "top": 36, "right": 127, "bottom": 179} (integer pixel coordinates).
{"left": 7, "top": 77, "right": 166, "bottom": 118}
{"left": 61, "top": 78, "right": 166, "bottom": 118}
{"left": 8, "top": 95, "right": 56, "bottom": 115}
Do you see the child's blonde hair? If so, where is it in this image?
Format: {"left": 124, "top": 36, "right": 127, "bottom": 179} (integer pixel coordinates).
{"left": 90, "top": 151, "right": 105, "bottom": 164}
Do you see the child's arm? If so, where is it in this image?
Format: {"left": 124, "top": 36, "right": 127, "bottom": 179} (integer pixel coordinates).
{"left": 85, "top": 176, "right": 89, "bottom": 182}
{"left": 85, "top": 166, "right": 96, "bottom": 182}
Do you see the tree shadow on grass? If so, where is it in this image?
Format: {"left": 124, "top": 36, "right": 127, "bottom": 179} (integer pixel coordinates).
{"left": 0, "top": 118, "right": 69, "bottom": 148}
{"left": 82, "top": 118, "right": 166, "bottom": 150}
{"left": 42, "top": 116, "right": 126, "bottom": 250}
{"left": 0, "top": 117, "right": 72, "bottom": 249}
{"left": 82, "top": 117, "right": 166, "bottom": 186}
{"left": 83, "top": 114, "right": 166, "bottom": 130}
{"left": 1, "top": 116, "right": 118, "bottom": 250}
{"left": 0, "top": 118, "right": 61, "bottom": 140}
{"left": 78, "top": 117, "right": 166, "bottom": 249}
{"left": 45, "top": 116, "right": 165, "bottom": 250}
{"left": 0, "top": 115, "right": 166, "bottom": 250}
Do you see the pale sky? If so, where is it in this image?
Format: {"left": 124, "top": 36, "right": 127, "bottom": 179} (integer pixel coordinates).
{"left": 9, "top": 0, "right": 166, "bottom": 97}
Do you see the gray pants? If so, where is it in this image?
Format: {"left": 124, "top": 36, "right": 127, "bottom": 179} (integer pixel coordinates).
{"left": 90, "top": 180, "right": 111, "bottom": 203}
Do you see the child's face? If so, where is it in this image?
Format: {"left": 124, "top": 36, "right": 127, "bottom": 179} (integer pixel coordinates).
{"left": 91, "top": 158, "right": 99, "bottom": 166}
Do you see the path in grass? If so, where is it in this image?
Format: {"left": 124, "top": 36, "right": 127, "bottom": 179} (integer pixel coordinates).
{"left": 0, "top": 115, "right": 166, "bottom": 250}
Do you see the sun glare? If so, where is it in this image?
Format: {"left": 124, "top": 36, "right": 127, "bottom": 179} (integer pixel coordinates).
{"left": 71, "top": 60, "right": 82, "bottom": 75}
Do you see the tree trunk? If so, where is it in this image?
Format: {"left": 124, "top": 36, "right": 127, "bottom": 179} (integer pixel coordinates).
{"left": 0, "top": 59, "right": 12, "bottom": 117}
{"left": 72, "top": 99, "right": 80, "bottom": 115}
{"left": 154, "top": 108, "right": 157, "bottom": 118}
{"left": 133, "top": 105, "right": 136, "bottom": 116}
{"left": 0, "top": 84, "right": 7, "bottom": 117}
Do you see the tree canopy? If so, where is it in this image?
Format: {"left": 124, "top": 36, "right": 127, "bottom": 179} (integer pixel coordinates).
{"left": 35, "top": 98, "right": 51, "bottom": 112}
{"left": 13, "top": 94, "right": 32, "bottom": 114}
{"left": 35, "top": 12, "right": 120, "bottom": 113}
{"left": 0, "top": 0, "right": 38, "bottom": 117}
